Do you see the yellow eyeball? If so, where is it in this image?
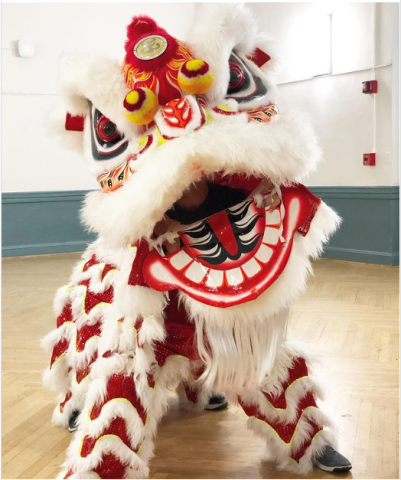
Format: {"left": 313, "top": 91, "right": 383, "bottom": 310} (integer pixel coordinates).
{"left": 178, "top": 59, "right": 213, "bottom": 95}
{"left": 123, "top": 87, "right": 159, "bottom": 125}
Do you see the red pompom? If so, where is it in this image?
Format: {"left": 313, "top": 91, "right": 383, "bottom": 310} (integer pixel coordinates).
{"left": 126, "top": 16, "right": 158, "bottom": 40}
{"left": 124, "top": 15, "right": 178, "bottom": 71}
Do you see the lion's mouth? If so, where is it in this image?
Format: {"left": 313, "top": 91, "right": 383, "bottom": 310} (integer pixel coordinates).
{"left": 143, "top": 178, "right": 293, "bottom": 308}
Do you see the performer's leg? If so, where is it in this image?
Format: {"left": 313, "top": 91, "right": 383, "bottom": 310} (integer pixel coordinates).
{"left": 238, "top": 341, "right": 337, "bottom": 474}
{"left": 41, "top": 253, "right": 113, "bottom": 429}
{"left": 59, "top": 287, "right": 203, "bottom": 479}
{"left": 59, "top": 348, "right": 170, "bottom": 479}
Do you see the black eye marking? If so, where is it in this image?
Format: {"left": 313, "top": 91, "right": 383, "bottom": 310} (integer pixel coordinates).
{"left": 88, "top": 101, "right": 129, "bottom": 161}
{"left": 226, "top": 52, "right": 268, "bottom": 104}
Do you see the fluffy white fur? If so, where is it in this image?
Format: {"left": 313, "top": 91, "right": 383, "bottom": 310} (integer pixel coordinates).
{"left": 193, "top": 307, "right": 289, "bottom": 391}
{"left": 181, "top": 200, "right": 340, "bottom": 325}
{"left": 49, "top": 266, "right": 169, "bottom": 478}
{"left": 57, "top": 53, "right": 135, "bottom": 138}
{"left": 187, "top": 3, "right": 257, "bottom": 103}
{"left": 43, "top": 231, "right": 339, "bottom": 477}
{"left": 43, "top": 4, "right": 344, "bottom": 478}
{"left": 236, "top": 342, "right": 337, "bottom": 474}
{"left": 82, "top": 109, "right": 322, "bottom": 247}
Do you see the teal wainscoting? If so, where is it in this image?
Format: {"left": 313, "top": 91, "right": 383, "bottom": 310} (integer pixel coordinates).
{"left": 2, "top": 187, "right": 399, "bottom": 265}
{"left": 2, "top": 190, "right": 96, "bottom": 257}
{"left": 309, "top": 186, "right": 399, "bottom": 266}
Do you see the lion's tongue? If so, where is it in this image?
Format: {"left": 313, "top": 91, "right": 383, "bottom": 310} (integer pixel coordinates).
{"left": 207, "top": 210, "right": 238, "bottom": 257}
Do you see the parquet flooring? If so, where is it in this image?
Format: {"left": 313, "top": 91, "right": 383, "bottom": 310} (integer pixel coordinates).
{"left": 1, "top": 254, "right": 399, "bottom": 479}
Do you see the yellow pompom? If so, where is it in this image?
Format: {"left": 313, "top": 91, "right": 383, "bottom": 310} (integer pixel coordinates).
{"left": 178, "top": 59, "right": 213, "bottom": 95}
{"left": 123, "top": 87, "right": 159, "bottom": 125}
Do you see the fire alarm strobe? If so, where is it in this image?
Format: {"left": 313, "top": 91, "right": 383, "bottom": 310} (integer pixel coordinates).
{"left": 362, "top": 80, "right": 378, "bottom": 94}
{"left": 363, "top": 153, "right": 376, "bottom": 166}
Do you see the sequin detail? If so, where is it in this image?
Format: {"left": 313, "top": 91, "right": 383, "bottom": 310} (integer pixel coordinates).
{"left": 239, "top": 358, "right": 321, "bottom": 463}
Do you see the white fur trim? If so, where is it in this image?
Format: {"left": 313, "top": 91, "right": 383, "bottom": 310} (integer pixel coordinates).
{"left": 186, "top": 3, "right": 258, "bottom": 103}
{"left": 180, "top": 200, "right": 339, "bottom": 325}
{"left": 192, "top": 308, "right": 289, "bottom": 391}
{"left": 82, "top": 109, "right": 321, "bottom": 246}
{"left": 57, "top": 52, "right": 135, "bottom": 138}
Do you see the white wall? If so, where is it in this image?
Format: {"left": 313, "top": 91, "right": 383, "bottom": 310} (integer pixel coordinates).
{"left": 1, "top": 2, "right": 195, "bottom": 192}
{"left": 249, "top": 2, "right": 399, "bottom": 186}
{"left": 2, "top": 2, "right": 399, "bottom": 192}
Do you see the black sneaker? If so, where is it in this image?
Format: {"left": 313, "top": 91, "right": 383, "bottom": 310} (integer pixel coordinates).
{"left": 314, "top": 446, "right": 352, "bottom": 472}
{"left": 205, "top": 395, "right": 229, "bottom": 411}
{"left": 68, "top": 410, "right": 80, "bottom": 433}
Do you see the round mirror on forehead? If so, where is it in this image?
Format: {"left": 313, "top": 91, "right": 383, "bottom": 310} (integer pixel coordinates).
{"left": 133, "top": 35, "right": 168, "bottom": 61}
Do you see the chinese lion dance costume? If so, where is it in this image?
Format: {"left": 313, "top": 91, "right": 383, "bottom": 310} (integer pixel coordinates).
{"left": 42, "top": 4, "right": 352, "bottom": 478}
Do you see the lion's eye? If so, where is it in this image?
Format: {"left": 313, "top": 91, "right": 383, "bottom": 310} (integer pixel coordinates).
{"left": 228, "top": 61, "right": 245, "bottom": 93}
{"left": 89, "top": 102, "right": 128, "bottom": 161}
{"left": 97, "top": 116, "right": 120, "bottom": 142}
{"left": 225, "top": 52, "right": 268, "bottom": 104}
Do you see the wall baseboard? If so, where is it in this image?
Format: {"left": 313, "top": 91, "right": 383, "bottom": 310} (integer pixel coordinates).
{"left": 323, "top": 246, "right": 399, "bottom": 265}
{"left": 2, "top": 190, "right": 96, "bottom": 258}
{"left": 309, "top": 186, "right": 399, "bottom": 266}
{"left": 2, "top": 186, "right": 399, "bottom": 265}
{"left": 2, "top": 241, "right": 91, "bottom": 257}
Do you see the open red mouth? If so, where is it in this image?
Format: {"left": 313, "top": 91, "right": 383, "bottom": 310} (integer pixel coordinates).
{"left": 143, "top": 186, "right": 320, "bottom": 307}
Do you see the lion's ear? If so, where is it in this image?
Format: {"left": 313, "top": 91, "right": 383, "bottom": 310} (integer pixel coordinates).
{"left": 251, "top": 33, "right": 282, "bottom": 77}
{"left": 247, "top": 48, "right": 271, "bottom": 69}
{"left": 65, "top": 113, "right": 85, "bottom": 132}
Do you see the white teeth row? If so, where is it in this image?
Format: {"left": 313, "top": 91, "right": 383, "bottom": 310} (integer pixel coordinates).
{"left": 185, "top": 261, "right": 209, "bottom": 283}
{"left": 206, "top": 268, "right": 224, "bottom": 287}
{"left": 263, "top": 227, "right": 280, "bottom": 245}
{"left": 265, "top": 208, "right": 281, "bottom": 225}
{"left": 168, "top": 208, "right": 282, "bottom": 287}
{"left": 168, "top": 241, "right": 274, "bottom": 287}
{"left": 170, "top": 250, "right": 193, "bottom": 270}
{"left": 255, "top": 244, "right": 273, "bottom": 264}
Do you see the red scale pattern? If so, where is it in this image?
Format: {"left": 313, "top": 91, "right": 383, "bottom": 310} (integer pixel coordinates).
{"left": 90, "top": 374, "right": 147, "bottom": 425}
{"left": 59, "top": 391, "right": 72, "bottom": 413}
{"left": 82, "top": 255, "right": 99, "bottom": 272}
{"left": 77, "top": 374, "right": 146, "bottom": 477}
{"left": 264, "top": 357, "right": 308, "bottom": 409}
{"left": 83, "top": 255, "right": 117, "bottom": 279}
{"left": 76, "top": 322, "right": 102, "bottom": 352}
{"left": 183, "top": 364, "right": 206, "bottom": 403}
{"left": 56, "top": 304, "right": 73, "bottom": 328}
{"left": 239, "top": 356, "right": 323, "bottom": 463}
{"left": 93, "top": 453, "right": 127, "bottom": 479}
{"left": 183, "top": 384, "right": 199, "bottom": 404}
{"left": 76, "top": 352, "right": 98, "bottom": 384}
{"left": 294, "top": 184, "right": 321, "bottom": 237}
{"left": 128, "top": 240, "right": 151, "bottom": 287}
{"left": 65, "top": 455, "right": 127, "bottom": 480}
{"left": 291, "top": 419, "right": 322, "bottom": 463}
{"left": 50, "top": 338, "right": 69, "bottom": 368}
{"left": 240, "top": 391, "right": 318, "bottom": 444}
{"left": 80, "top": 417, "right": 139, "bottom": 457}
{"left": 79, "top": 279, "right": 114, "bottom": 315}
{"left": 147, "top": 373, "right": 155, "bottom": 389}
{"left": 154, "top": 291, "right": 200, "bottom": 366}
{"left": 101, "top": 264, "right": 117, "bottom": 281}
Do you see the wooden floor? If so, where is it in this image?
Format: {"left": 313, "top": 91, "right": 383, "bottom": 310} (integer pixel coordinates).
{"left": 1, "top": 254, "right": 399, "bottom": 479}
